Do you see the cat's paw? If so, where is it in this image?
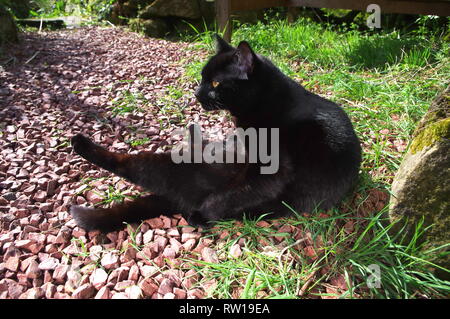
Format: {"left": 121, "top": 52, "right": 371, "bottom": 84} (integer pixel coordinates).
{"left": 71, "top": 134, "right": 94, "bottom": 158}
{"left": 185, "top": 211, "right": 212, "bottom": 229}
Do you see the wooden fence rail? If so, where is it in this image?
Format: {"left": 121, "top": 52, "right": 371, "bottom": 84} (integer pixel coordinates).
{"left": 216, "top": 0, "right": 450, "bottom": 41}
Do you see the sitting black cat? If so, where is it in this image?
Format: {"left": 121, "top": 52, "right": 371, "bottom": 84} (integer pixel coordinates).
{"left": 70, "top": 35, "right": 361, "bottom": 233}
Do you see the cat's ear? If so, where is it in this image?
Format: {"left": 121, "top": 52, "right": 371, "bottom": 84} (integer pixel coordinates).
{"left": 235, "top": 41, "right": 255, "bottom": 79}
{"left": 214, "top": 34, "right": 233, "bottom": 53}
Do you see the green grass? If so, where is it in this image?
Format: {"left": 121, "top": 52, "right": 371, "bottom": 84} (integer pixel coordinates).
{"left": 182, "top": 205, "right": 450, "bottom": 299}
{"left": 108, "top": 89, "right": 147, "bottom": 117}
{"left": 177, "top": 17, "right": 450, "bottom": 298}
{"left": 155, "top": 85, "right": 189, "bottom": 126}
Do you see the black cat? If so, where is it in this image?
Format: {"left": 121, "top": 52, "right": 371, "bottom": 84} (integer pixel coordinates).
{"left": 70, "top": 35, "right": 361, "bottom": 232}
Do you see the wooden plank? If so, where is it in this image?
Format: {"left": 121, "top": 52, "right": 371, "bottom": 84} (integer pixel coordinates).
{"left": 229, "top": 0, "right": 450, "bottom": 16}
{"left": 17, "top": 18, "right": 66, "bottom": 29}
{"left": 230, "top": 0, "right": 288, "bottom": 12}
{"left": 216, "top": 0, "right": 232, "bottom": 42}
{"left": 287, "top": 0, "right": 450, "bottom": 16}
{"left": 222, "top": 0, "right": 450, "bottom": 41}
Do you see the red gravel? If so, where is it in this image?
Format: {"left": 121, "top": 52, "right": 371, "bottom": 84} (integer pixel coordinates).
{"left": 0, "top": 26, "right": 225, "bottom": 299}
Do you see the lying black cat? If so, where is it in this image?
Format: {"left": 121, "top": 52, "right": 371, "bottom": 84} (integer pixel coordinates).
{"left": 70, "top": 35, "right": 361, "bottom": 232}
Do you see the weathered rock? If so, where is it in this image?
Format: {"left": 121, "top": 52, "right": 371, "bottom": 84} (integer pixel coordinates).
{"left": 141, "top": 18, "right": 169, "bottom": 38}
{"left": 139, "top": 0, "right": 201, "bottom": 19}
{"left": 389, "top": 85, "right": 450, "bottom": 278}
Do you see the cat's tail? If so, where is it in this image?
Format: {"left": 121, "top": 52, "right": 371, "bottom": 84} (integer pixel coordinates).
{"left": 69, "top": 195, "right": 176, "bottom": 233}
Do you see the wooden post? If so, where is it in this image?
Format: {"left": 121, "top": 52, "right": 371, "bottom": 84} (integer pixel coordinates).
{"left": 287, "top": 7, "right": 299, "bottom": 23}
{"left": 216, "top": 0, "right": 232, "bottom": 42}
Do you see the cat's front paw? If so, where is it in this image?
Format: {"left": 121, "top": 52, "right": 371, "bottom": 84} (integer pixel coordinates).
{"left": 185, "top": 211, "right": 212, "bottom": 229}
{"left": 71, "top": 134, "right": 94, "bottom": 158}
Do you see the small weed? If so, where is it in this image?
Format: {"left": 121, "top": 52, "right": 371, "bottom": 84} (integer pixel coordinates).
{"left": 109, "top": 89, "right": 148, "bottom": 116}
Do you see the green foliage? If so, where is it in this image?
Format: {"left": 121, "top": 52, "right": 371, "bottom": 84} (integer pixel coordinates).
{"left": 24, "top": 0, "right": 116, "bottom": 20}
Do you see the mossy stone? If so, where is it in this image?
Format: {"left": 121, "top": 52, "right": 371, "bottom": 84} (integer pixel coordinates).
{"left": 389, "top": 85, "right": 450, "bottom": 279}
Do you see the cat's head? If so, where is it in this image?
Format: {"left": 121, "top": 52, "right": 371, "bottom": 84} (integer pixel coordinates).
{"left": 195, "top": 35, "right": 258, "bottom": 114}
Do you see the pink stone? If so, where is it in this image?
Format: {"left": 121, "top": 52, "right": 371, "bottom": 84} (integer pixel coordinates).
{"left": 146, "top": 218, "right": 163, "bottom": 229}
{"left": 229, "top": 244, "right": 242, "bottom": 259}
{"left": 5, "top": 256, "right": 20, "bottom": 272}
{"left": 181, "top": 232, "right": 201, "bottom": 243}
{"left": 173, "top": 287, "right": 187, "bottom": 299}
{"left": 139, "top": 278, "right": 158, "bottom": 297}
{"left": 128, "top": 265, "right": 139, "bottom": 281}
{"left": 114, "top": 280, "right": 135, "bottom": 291}
{"left": 15, "top": 239, "right": 34, "bottom": 251}
{"left": 167, "top": 228, "right": 180, "bottom": 237}
{"left": 158, "top": 278, "right": 175, "bottom": 295}
{"left": 25, "top": 260, "right": 41, "bottom": 279}
{"left": 125, "top": 285, "right": 142, "bottom": 299}
{"left": 162, "top": 247, "right": 176, "bottom": 259}
{"left": 72, "top": 283, "right": 96, "bottom": 299}
{"left": 38, "top": 257, "right": 59, "bottom": 271}
{"left": 201, "top": 247, "right": 219, "bottom": 263}
{"left": 161, "top": 216, "right": 171, "bottom": 229}
{"left": 140, "top": 265, "right": 158, "bottom": 278}
{"left": 182, "top": 238, "right": 196, "bottom": 252}
{"left": 94, "top": 286, "right": 110, "bottom": 299}
{"left": 101, "top": 253, "right": 119, "bottom": 270}
{"left": 142, "top": 230, "right": 154, "bottom": 244}
{"left": 90, "top": 268, "right": 108, "bottom": 290}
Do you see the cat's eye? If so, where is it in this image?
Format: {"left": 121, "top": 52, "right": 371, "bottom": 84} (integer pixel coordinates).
{"left": 212, "top": 81, "right": 220, "bottom": 88}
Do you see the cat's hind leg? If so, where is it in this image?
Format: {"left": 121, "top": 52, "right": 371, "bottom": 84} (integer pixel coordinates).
{"left": 70, "top": 194, "right": 176, "bottom": 233}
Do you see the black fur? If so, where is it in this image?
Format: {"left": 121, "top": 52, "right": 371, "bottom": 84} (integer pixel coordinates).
{"left": 69, "top": 35, "right": 361, "bottom": 232}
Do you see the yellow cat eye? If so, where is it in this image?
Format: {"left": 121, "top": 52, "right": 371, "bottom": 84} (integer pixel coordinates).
{"left": 212, "top": 81, "right": 220, "bottom": 88}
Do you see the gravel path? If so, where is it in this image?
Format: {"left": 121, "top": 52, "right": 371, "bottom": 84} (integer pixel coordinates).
{"left": 0, "top": 26, "right": 234, "bottom": 299}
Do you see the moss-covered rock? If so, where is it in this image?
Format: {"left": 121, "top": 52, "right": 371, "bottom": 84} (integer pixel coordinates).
{"left": 0, "top": 4, "right": 18, "bottom": 45}
{"left": 389, "top": 85, "right": 450, "bottom": 279}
